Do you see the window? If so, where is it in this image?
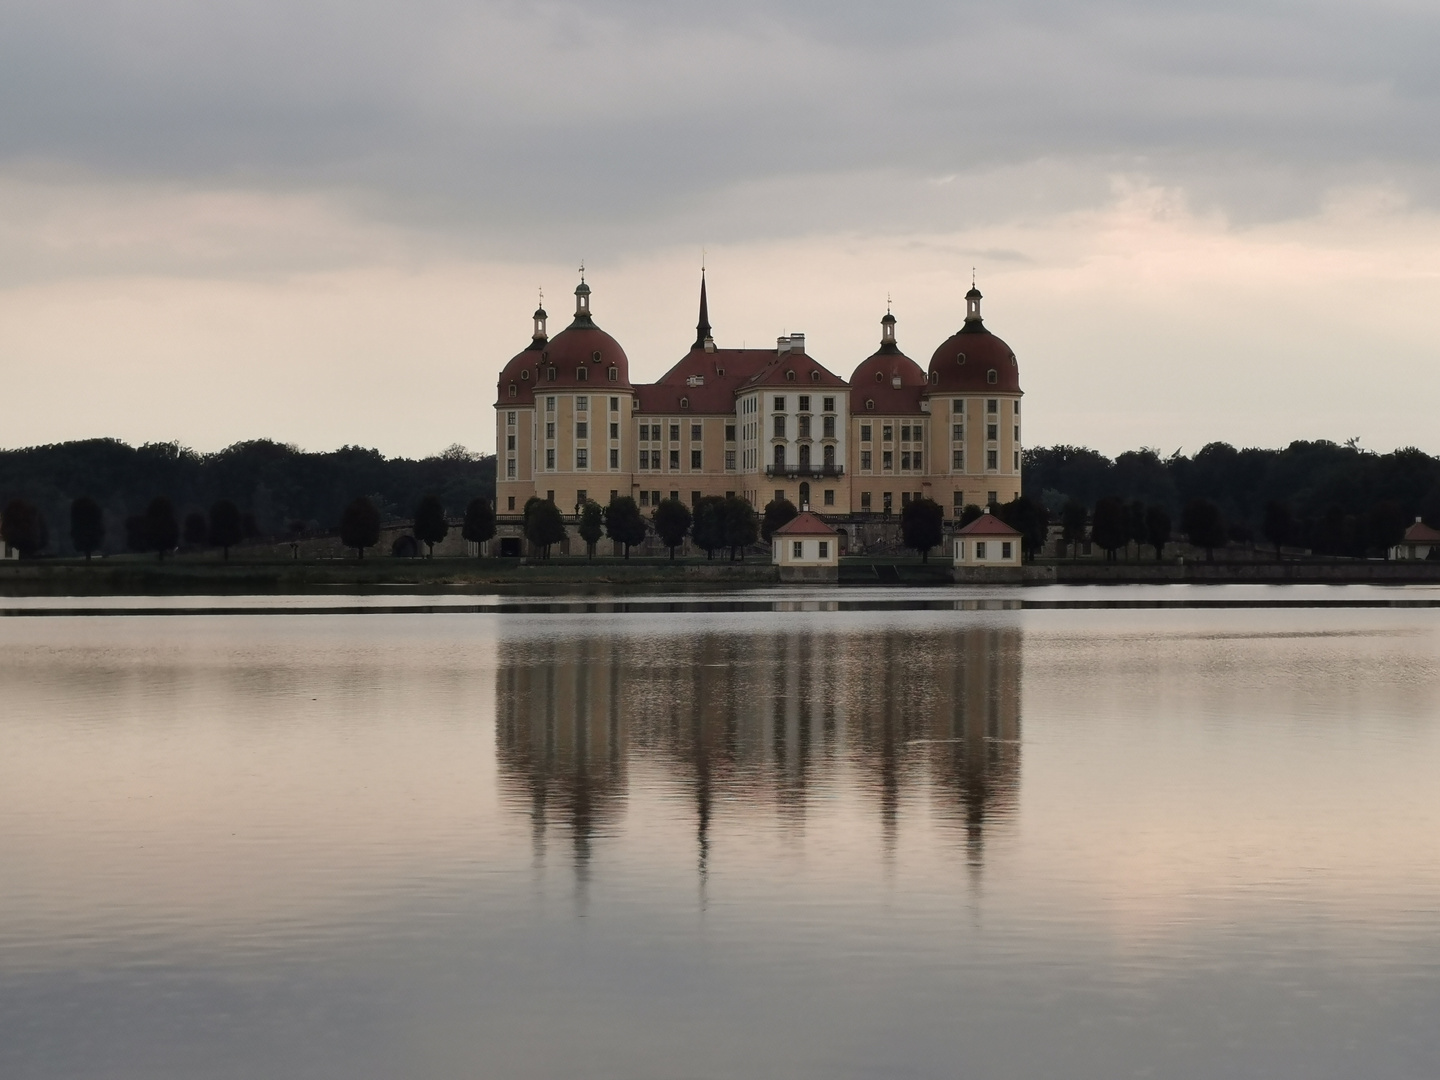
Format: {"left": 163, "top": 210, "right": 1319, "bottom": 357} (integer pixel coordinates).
{"left": 576, "top": 422, "right": 588, "bottom": 439}
{"left": 668, "top": 424, "right": 680, "bottom": 442}
{"left": 610, "top": 423, "right": 619, "bottom": 439}
{"left": 823, "top": 396, "right": 834, "bottom": 412}
{"left": 786, "top": 370, "right": 795, "bottom": 381}
{"left": 822, "top": 416, "right": 834, "bottom": 438}
{"left": 547, "top": 367, "right": 556, "bottom": 380}
{"left": 610, "top": 397, "right": 619, "bottom": 412}
{"left": 507, "top": 411, "right": 517, "bottom": 426}
{"left": 953, "top": 491, "right": 964, "bottom": 510}
{"left": 883, "top": 492, "right": 893, "bottom": 514}
{"left": 823, "top": 489, "right": 834, "bottom": 506}
{"left": 882, "top": 451, "right": 893, "bottom": 470}
{"left": 952, "top": 450, "right": 964, "bottom": 469}
{"left": 987, "top": 399, "right": 998, "bottom": 414}
{"left": 1014, "top": 425, "right": 1020, "bottom": 441}
{"left": 507, "top": 434, "right": 516, "bottom": 450}
{"left": 901, "top": 425, "right": 911, "bottom": 442}
{"left": 976, "top": 541, "right": 987, "bottom": 559}
{"left": 773, "top": 396, "right": 785, "bottom": 411}
{"left": 775, "top": 489, "right": 785, "bottom": 502}
{"left": 956, "top": 541, "right": 965, "bottom": 560}
{"left": 882, "top": 425, "right": 893, "bottom": 442}
{"left": 640, "top": 491, "right": 650, "bottom": 507}
{"left": 691, "top": 424, "right": 702, "bottom": 440}
{"left": 818, "top": 541, "right": 829, "bottom": 558}
{"left": 1013, "top": 400, "right": 1020, "bottom": 415}
{"left": 669, "top": 491, "right": 678, "bottom": 501}
{"left": 546, "top": 448, "right": 555, "bottom": 469}
{"left": 610, "top": 490, "right": 618, "bottom": 501}
{"left": 793, "top": 541, "right": 804, "bottom": 558}
{"left": 1002, "top": 542, "right": 1013, "bottom": 559}
{"left": 576, "top": 489, "right": 587, "bottom": 504}
{"left": 691, "top": 450, "right": 702, "bottom": 469}
{"left": 798, "top": 416, "right": 811, "bottom": 438}
{"left": 798, "top": 395, "right": 810, "bottom": 412}
{"left": 576, "top": 397, "right": 588, "bottom": 412}
{"left": 545, "top": 422, "right": 555, "bottom": 439}
{"left": 725, "top": 424, "right": 736, "bottom": 441}
{"left": 953, "top": 399, "right": 964, "bottom": 414}
{"left": 691, "top": 491, "right": 701, "bottom": 506}
{"left": 952, "top": 424, "right": 964, "bottom": 441}
{"left": 608, "top": 367, "right": 618, "bottom": 381}
{"left": 914, "top": 452, "right": 923, "bottom": 470}
{"left": 638, "top": 424, "right": 648, "bottom": 441}
{"left": 609, "top": 449, "right": 619, "bottom": 469}
{"left": 650, "top": 490, "right": 660, "bottom": 504}
{"left": 577, "top": 367, "right": 588, "bottom": 381}
{"left": 860, "top": 424, "right": 872, "bottom": 442}
{"left": 861, "top": 492, "right": 872, "bottom": 510}
{"left": 901, "top": 451, "right": 911, "bottom": 470}
{"left": 669, "top": 450, "right": 680, "bottom": 469}
{"left": 861, "top": 450, "right": 872, "bottom": 471}
{"left": 725, "top": 450, "right": 736, "bottom": 470}
{"left": 987, "top": 424, "right": 998, "bottom": 441}
{"left": 640, "top": 450, "right": 650, "bottom": 469}
{"left": 546, "top": 396, "right": 556, "bottom": 412}
{"left": 509, "top": 384, "right": 517, "bottom": 397}
{"left": 987, "top": 450, "right": 998, "bottom": 470}
{"left": 987, "top": 490, "right": 997, "bottom": 506}
{"left": 987, "top": 370, "right": 997, "bottom": 384}
{"left": 506, "top": 459, "right": 516, "bottom": 478}
{"left": 507, "top": 496, "right": 515, "bottom": 510}
{"left": 1014, "top": 451, "right": 1021, "bottom": 470}
{"left": 773, "top": 416, "right": 786, "bottom": 437}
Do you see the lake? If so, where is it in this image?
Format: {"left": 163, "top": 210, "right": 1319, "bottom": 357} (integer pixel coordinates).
{"left": 2, "top": 586, "right": 1438, "bottom": 1079}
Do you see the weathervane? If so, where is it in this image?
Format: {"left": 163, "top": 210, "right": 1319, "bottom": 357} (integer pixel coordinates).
{"left": 578, "top": 260, "right": 585, "bottom": 283}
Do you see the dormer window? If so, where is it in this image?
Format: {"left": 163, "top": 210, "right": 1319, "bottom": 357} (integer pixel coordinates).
{"left": 547, "top": 367, "right": 556, "bottom": 380}
{"left": 810, "top": 370, "right": 820, "bottom": 382}
{"left": 520, "top": 370, "right": 530, "bottom": 381}
{"left": 509, "top": 384, "right": 517, "bottom": 397}
{"left": 577, "top": 367, "right": 588, "bottom": 381}
{"left": 680, "top": 396, "right": 689, "bottom": 409}
{"left": 786, "top": 370, "right": 795, "bottom": 381}
{"left": 866, "top": 399, "right": 875, "bottom": 410}
{"left": 875, "top": 371, "right": 883, "bottom": 382}
{"left": 987, "top": 369, "right": 998, "bottom": 384}
{"left": 608, "top": 367, "right": 618, "bottom": 381}
{"left": 592, "top": 350, "right": 602, "bottom": 362}
{"left": 956, "top": 353, "right": 966, "bottom": 364}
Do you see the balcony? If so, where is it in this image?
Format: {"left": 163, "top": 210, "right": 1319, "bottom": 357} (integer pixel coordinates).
{"left": 766, "top": 463, "right": 845, "bottom": 478}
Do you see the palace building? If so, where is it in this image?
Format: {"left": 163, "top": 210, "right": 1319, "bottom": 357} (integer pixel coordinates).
{"left": 494, "top": 273, "right": 1023, "bottom": 542}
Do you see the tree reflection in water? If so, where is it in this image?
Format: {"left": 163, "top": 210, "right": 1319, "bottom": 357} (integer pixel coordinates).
{"left": 495, "top": 623, "right": 1021, "bottom": 890}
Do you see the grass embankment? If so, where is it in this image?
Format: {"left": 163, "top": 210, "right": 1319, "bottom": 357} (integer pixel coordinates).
{"left": 0, "top": 556, "right": 780, "bottom": 594}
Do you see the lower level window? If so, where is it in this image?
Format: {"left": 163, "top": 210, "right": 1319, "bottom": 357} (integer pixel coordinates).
{"left": 506, "top": 458, "right": 516, "bottom": 478}
{"left": 545, "top": 448, "right": 555, "bottom": 469}
{"left": 610, "top": 448, "right": 619, "bottom": 468}
{"left": 575, "top": 449, "right": 588, "bottom": 469}
{"left": 953, "top": 450, "right": 964, "bottom": 470}
{"left": 823, "top": 489, "right": 834, "bottom": 506}
{"left": 861, "top": 492, "right": 871, "bottom": 510}
{"left": 986, "top": 450, "right": 998, "bottom": 470}
{"left": 669, "top": 450, "right": 680, "bottom": 469}
{"left": 976, "top": 542, "right": 988, "bottom": 559}
{"left": 793, "top": 541, "right": 804, "bottom": 558}
{"left": 818, "top": 541, "right": 828, "bottom": 558}
{"left": 1002, "top": 542, "right": 1013, "bottom": 559}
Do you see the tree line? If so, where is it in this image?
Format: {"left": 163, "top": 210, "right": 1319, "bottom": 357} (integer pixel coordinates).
{"left": 1026, "top": 440, "right": 1439, "bottom": 557}
{"left": 0, "top": 438, "right": 495, "bottom": 557}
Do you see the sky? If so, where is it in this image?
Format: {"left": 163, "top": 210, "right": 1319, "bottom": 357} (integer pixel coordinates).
{"left": 1, "top": 0, "right": 1437, "bottom": 460}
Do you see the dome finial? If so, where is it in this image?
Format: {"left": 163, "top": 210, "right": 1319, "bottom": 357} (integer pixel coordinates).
{"left": 965, "top": 274, "right": 983, "bottom": 325}
{"left": 532, "top": 287, "right": 548, "bottom": 342}
{"left": 879, "top": 301, "right": 898, "bottom": 352}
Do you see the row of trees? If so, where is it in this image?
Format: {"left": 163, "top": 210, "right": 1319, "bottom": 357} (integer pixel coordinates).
{"left": 520, "top": 494, "right": 763, "bottom": 561}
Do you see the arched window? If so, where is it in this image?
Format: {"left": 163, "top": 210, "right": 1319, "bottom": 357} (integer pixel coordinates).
{"left": 875, "top": 371, "right": 883, "bottom": 382}
{"left": 547, "top": 367, "right": 556, "bottom": 380}
{"left": 799, "top": 444, "right": 811, "bottom": 469}
{"left": 680, "top": 396, "right": 689, "bottom": 409}
{"left": 823, "top": 444, "right": 835, "bottom": 467}
{"left": 987, "top": 369, "right": 998, "bottom": 384}
{"left": 786, "top": 370, "right": 796, "bottom": 381}
{"left": 810, "top": 370, "right": 820, "bottom": 382}
{"left": 576, "top": 367, "right": 588, "bottom": 381}
{"left": 773, "top": 444, "right": 786, "bottom": 469}
{"left": 799, "top": 482, "right": 810, "bottom": 508}
{"left": 608, "top": 367, "right": 618, "bottom": 381}
{"left": 509, "top": 384, "right": 517, "bottom": 398}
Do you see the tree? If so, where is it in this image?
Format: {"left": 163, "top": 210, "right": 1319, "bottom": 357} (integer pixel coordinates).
{"left": 1061, "top": 499, "right": 1088, "bottom": 559}
{"left": 70, "top": 497, "right": 105, "bottom": 560}
{"left": 998, "top": 496, "right": 1050, "bottom": 560}
{"left": 525, "top": 499, "right": 567, "bottom": 558}
{"left": 900, "top": 496, "right": 944, "bottom": 562}
{"left": 652, "top": 498, "right": 692, "bottom": 560}
{"left": 462, "top": 497, "right": 496, "bottom": 554}
{"left": 722, "top": 495, "right": 758, "bottom": 561}
{"left": 144, "top": 497, "right": 179, "bottom": 560}
{"left": 959, "top": 503, "right": 984, "bottom": 527}
{"left": 208, "top": 499, "right": 243, "bottom": 560}
{"left": 761, "top": 498, "right": 798, "bottom": 542}
{"left": 1145, "top": 504, "right": 1172, "bottom": 561}
{"left": 1, "top": 499, "right": 45, "bottom": 558}
{"left": 340, "top": 496, "right": 381, "bottom": 559}
{"left": 1181, "top": 498, "right": 1226, "bottom": 560}
{"left": 1090, "top": 496, "right": 1128, "bottom": 561}
{"left": 604, "top": 495, "right": 647, "bottom": 558}
{"left": 1126, "top": 499, "right": 1148, "bottom": 561}
{"left": 183, "top": 511, "right": 209, "bottom": 549}
{"left": 413, "top": 494, "right": 449, "bottom": 558}
{"left": 1262, "top": 500, "right": 1294, "bottom": 558}
{"left": 691, "top": 495, "right": 727, "bottom": 559}
{"left": 1368, "top": 500, "right": 1408, "bottom": 559}
{"left": 578, "top": 501, "right": 604, "bottom": 559}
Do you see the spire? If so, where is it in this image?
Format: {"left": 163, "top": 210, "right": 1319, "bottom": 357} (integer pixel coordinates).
{"left": 571, "top": 266, "right": 595, "bottom": 328}
{"left": 531, "top": 287, "right": 548, "bottom": 345}
{"left": 693, "top": 270, "right": 714, "bottom": 351}
{"left": 963, "top": 277, "right": 984, "bottom": 331}
{"left": 879, "top": 304, "right": 898, "bottom": 354}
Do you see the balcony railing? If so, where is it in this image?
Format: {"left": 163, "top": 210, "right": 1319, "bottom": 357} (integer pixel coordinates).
{"left": 765, "top": 463, "right": 845, "bottom": 478}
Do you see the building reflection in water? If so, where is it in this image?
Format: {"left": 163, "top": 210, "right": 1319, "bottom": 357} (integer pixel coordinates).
{"left": 495, "top": 622, "right": 1021, "bottom": 886}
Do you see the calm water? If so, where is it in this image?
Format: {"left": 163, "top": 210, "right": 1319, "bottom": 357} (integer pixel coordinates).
{"left": 2, "top": 587, "right": 1439, "bottom": 1079}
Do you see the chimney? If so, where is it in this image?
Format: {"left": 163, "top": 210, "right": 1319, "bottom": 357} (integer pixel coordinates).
{"left": 789, "top": 332, "right": 805, "bottom": 353}
{"left": 776, "top": 335, "right": 790, "bottom": 354}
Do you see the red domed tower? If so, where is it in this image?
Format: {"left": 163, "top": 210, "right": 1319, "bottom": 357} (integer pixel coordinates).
{"left": 924, "top": 283, "right": 1023, "bottom": 515}
{"left": 846, "top": 308, "right": 931, "bottom": 518}
{"left": 495, "top": 274, "right": 636, "bottom": 526}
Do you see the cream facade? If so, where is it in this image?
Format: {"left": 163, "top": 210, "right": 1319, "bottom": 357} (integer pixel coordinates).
{"left": 495, "top": 275, "right": 1023, "bottom": 540}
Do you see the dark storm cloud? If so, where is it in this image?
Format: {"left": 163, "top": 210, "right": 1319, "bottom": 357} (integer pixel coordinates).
{"left": 1, "top": 0, "right": 1435, "bottom": 253}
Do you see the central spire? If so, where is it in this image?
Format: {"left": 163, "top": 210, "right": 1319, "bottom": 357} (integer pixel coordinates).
{"left": 571, "top": 270, "right": 595, "bottom": 328}
{"left": 693, "top": 270, "right": 713, "bottom": 351}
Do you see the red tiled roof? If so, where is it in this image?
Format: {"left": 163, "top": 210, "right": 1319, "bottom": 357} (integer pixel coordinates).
{"left": 1402, "top": 519, "right": 1440, "bottom": 543}
{"left": 495, "top": 319, "right": 633, "bottom": 404}
{"left": 956, "top": 511, "right": 1021, "bottom": 537}
{"left": 774, "top": 511, "right": 838, "bottom": 536}
{"left": 928, "top": 325, "right": 1022, "bottom": 395}
{"left": 636, "top": 347, "right": 776, "bottom": 414}
{"left": 849, "top": 345, "right": 928, "bottom": 415}
{"left": 743, "top": 350, "right": 847, "bottom": 389}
